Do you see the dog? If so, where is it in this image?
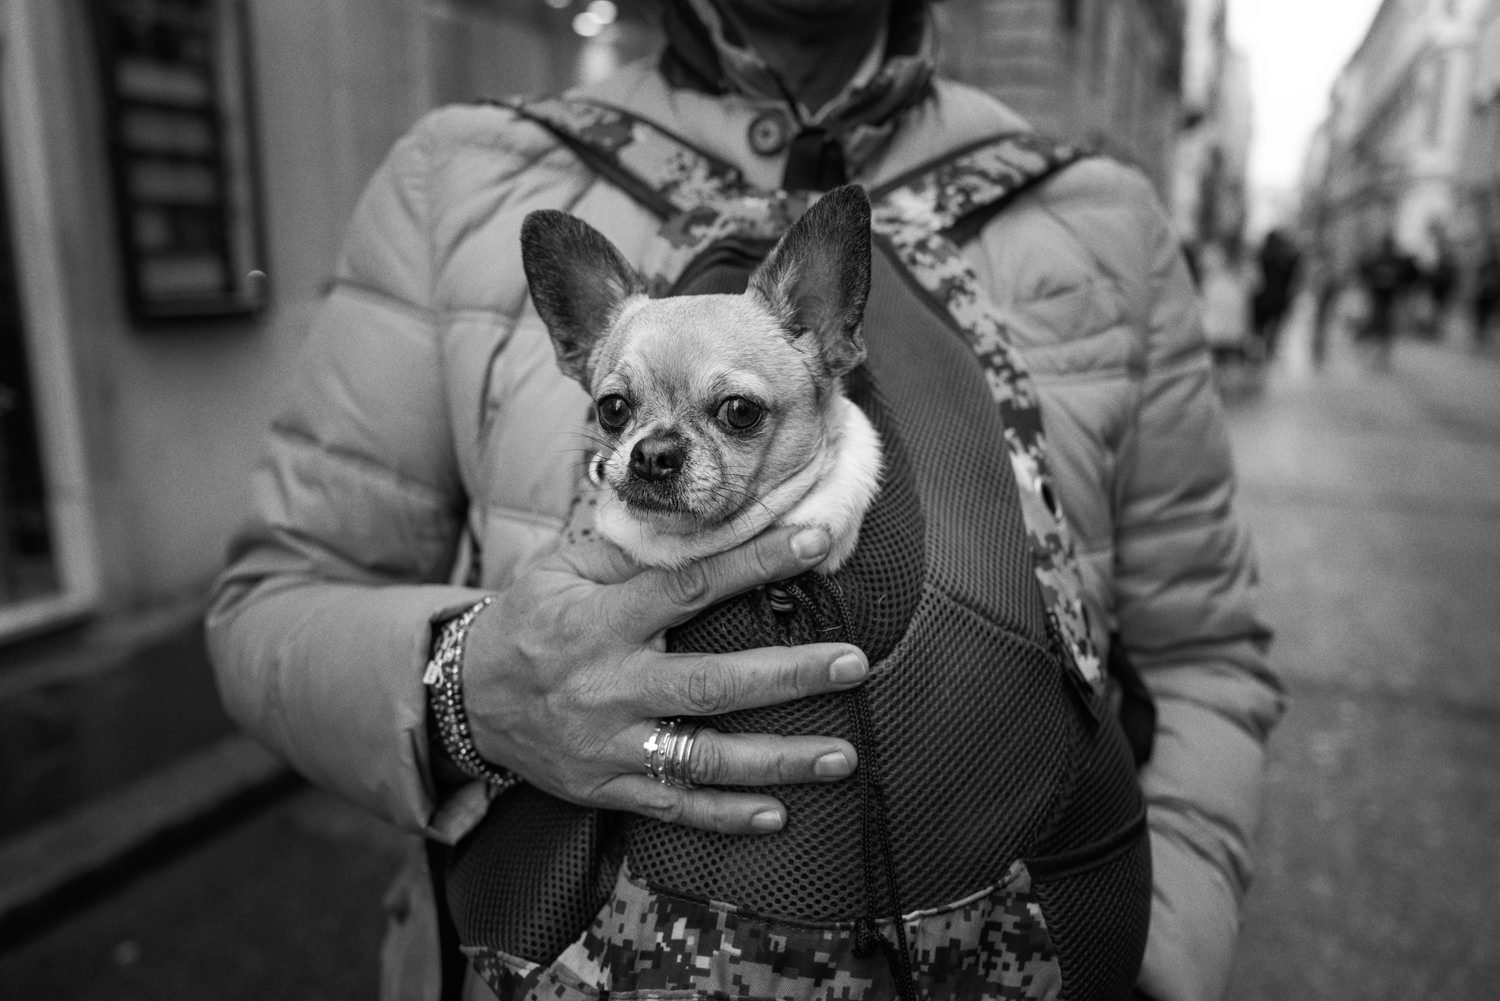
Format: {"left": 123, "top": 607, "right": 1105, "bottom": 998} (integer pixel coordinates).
{"left": 520, "top": 185, "right": 882, "bottom": 573}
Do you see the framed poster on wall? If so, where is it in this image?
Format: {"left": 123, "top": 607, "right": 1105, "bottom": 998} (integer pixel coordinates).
{"left": 91, "top": 0, "right": 265, "bottom": 322}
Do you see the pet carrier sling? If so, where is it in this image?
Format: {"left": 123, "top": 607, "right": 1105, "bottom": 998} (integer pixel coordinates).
{"left": 436, "top": 97, "right": 1153, "bottom": 1001}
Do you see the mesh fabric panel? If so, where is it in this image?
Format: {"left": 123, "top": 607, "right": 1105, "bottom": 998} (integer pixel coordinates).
{"left": 1037, "top": 699, "right": 1146, "bottom": 854}
{"left": 445, "top": 785, "right": 618, "bottom": 959}
{"left": 628, "top": 247, "right": 1087, "bottom": 917}
{"left": 1030, "top": 829, "right": 1152, "bottom": 1001}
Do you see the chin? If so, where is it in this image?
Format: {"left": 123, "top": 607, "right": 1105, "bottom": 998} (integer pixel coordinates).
{"left": 620, "top": 489, "right": 745, "bottom": 537}
{"left": 719, "top": 0, "right": 882, "bottom": 26}
{"left": 627, "top": 506, "right": 700, "bottom": 534}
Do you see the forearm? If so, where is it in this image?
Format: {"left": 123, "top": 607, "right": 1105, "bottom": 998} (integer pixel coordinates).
{"left": 207, "top": 566, "right": 488, "bottom": 838}
{"left": 1132, "top": 643, "right": 1281, "bottom": 1001}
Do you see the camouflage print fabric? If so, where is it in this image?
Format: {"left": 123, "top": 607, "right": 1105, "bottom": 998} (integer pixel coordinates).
{"left": 640, "top": 193, "right": 813, "bottom": 298}
{"left": 511, "top": 97, "right": 1102, "bottom": 688}
{"left": 515, "top": 97, "right": 745, "bottom": 214}
{"left": 870, "top": 135, "right": 1084, "bottom": 235}
{"left": 468, "top": 861, "right": 1061, "bottom": 1001}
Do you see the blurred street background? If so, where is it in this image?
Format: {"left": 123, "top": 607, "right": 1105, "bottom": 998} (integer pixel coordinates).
{"left": 4, "top": 1, "right": 1500, "bottom": 999}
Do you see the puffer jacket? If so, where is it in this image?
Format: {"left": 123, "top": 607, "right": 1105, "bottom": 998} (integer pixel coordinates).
{"left": 207, "top": 58, "right": 1282, "bottom": 1001}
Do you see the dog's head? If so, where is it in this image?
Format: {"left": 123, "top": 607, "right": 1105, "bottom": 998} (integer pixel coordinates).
{"left": 521, "top": 185, "right": 872, "bottom": 538}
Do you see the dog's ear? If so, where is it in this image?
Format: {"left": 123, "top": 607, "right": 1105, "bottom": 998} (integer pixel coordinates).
{"left": 521, "top": 210, "right": 647, "bottom": 385}
{"left": 747, "top": 184, "right": 872, "bottom": 380}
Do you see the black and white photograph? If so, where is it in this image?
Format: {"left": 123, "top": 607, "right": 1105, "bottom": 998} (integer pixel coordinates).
{"left": 2, "top": 2, "right": 1497, "bottom": 999}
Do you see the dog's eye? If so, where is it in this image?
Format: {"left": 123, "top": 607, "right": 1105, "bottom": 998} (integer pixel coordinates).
{"left": 717, "top": 396, "right": 763, "bottom": 431}
{"left": 596, "top": 395, "right": 632, "bottom": 431}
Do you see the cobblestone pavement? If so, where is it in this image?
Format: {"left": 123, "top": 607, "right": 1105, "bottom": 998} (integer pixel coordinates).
{"left": 2, "top": 313, "right": 1497, "bottom": 1001}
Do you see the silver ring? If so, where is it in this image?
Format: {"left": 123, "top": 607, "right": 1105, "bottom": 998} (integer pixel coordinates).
{"left": 643, "top": 717, "right": 701, "bottom": 788}
{"left": 644, "top": 718, "right": 672, "bottom": 782}
{"left": 666, "top": 721, "right": 702, "bottom": 789}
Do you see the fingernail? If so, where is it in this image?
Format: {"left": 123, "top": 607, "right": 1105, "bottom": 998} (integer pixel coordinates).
{"left": 815, "top": 751, "right": 853, "bottom": 778}
{"left": 790, "top": 527, "right": 831, "bottom": 561}
{"left": 751, "top": 810, "right": 785, "bottom": 832}
{"left": 829, "top": 652, "right": 867, "bottom": 685}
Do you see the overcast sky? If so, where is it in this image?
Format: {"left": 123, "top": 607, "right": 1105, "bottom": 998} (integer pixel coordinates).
{"left": 1228, "top": 0, "right": 1387, "bottom": 194}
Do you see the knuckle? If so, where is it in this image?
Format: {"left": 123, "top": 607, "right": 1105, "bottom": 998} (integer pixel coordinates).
{"left": 662, "top": 561, "right": 711, "bottom": 608}
{"left": 636, "top": 782, "right": 685, "bottom": 824}
{"left": 689, "top": 733, "right": 725, "bottom": 784}
{"left": 768, "top": 747, "right": 800, "bottom": 785}
{"left": 684, "top": 662, "right": 736, "bottom": 714}
{"left": 748, "top": 535, "right": 784, "bottom": 582}
{"left": 781, "top": 651, "right": 817, "bottom": 701}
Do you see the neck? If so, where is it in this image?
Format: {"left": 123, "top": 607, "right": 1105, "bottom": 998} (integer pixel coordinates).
{"left": 714, "top": 1, "right": 892, "bottom": 112}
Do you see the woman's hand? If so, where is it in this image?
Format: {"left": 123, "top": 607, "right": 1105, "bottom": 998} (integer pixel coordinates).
{"left": 460, "top": 525, "right": 866, "bottom": 835}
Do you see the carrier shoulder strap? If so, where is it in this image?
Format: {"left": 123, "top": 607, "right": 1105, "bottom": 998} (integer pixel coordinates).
{"left": 506, "top": 95, "right": 1104, "bottom": 688}
{"left": 506, "top": 96, "right": 1084, "bottom": 241}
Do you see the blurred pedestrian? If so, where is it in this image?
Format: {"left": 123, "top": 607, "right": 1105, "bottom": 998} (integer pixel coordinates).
{"left": 1199, "top": 241, "right": 1257, "bottom": 391}
{"left": 1309, "top": 257, "right": 1343, "bottom": 369}
{"left": 206, "top": 3, "right": 1281, "bottom": 1000}
{"left": 1358, "top": 233, "right": 1417, "bottom": 368}
{"left": 1473, "top": 240, "right": 1500, "bottom": 350}
{"left": 1251, "top": 227, "right": 1302, "bottom": 361}
{"left": 1424, "top": 230, "right": 1456, "bottom": 340}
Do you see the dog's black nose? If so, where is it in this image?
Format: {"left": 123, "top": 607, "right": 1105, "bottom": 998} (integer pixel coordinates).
{"left": 630, "top": 436, "right": 684, "bottom": 481}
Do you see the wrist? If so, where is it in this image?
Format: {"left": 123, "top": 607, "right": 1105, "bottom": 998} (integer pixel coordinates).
{"left": 424, "top": 595, "right": 522, "bottom": 792}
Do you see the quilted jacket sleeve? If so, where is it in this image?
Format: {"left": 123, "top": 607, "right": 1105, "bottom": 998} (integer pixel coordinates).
{"left": 969, "top": 154, "right": 1284, "bottom": 1001}
{"left": 206, "top": 113, "right": 490, "bottom": 839}
{"left": 1102, "top": 171, "right": 1284, "bottom": 1001}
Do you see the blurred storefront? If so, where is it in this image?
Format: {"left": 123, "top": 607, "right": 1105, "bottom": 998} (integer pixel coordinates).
{"left": 0, "top": 0, "right": 655, "bottom": 847}
{"left": 0, "top": 0, "right": 655, "bottom": 649}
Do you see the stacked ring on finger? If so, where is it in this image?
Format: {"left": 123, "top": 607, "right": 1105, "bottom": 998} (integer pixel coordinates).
{"left": 644, "top": 717, "right": 702, "bottom": 789}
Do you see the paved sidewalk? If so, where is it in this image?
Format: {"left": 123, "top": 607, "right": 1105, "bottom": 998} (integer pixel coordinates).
{"left": 1223, "top": 319, "right": 1500, "bottom": 999}
{"left": 0, "top": 784, "right": 408, "bottom": 1001}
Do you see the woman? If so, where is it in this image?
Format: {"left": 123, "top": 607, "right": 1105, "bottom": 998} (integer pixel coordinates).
{"left": 208, "top": 3, "right": 1282, "bottom": 998}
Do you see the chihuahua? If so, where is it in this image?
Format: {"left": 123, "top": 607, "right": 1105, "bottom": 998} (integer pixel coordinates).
{"left": 520, "top": 185, "right": 882, "bottom": 573}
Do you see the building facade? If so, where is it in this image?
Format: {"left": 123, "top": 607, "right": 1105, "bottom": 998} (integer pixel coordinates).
{"left": 1304, "top": 0, "right": 1486, "bottom": 277}
{"left": 1456, "top": 0, "right": 1500, "bottom": 258}
{"left": 934, "top": 0, "right": 1187, "bottom": 195}
{"left": 1170, "top": 0, "right": 1251, "bottom": 257}
{"left": 0, "top": 0, "right": 656, "bottom": 646}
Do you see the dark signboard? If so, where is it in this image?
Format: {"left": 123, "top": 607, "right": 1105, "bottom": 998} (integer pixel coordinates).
{"left": 92, "top": 0, "right": 265, "bottom": 322}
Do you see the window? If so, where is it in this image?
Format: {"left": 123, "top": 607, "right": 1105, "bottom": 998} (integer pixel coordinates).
{"left": 0, "top": 3, "right": 100, "bottom": 640}
{"left": 0, "top": 121, "right": 57, "bottom": 612}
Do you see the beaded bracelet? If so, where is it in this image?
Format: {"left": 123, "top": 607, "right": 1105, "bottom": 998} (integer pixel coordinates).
{"left": 423, "top": 595, "right": 521, "bottom": 791}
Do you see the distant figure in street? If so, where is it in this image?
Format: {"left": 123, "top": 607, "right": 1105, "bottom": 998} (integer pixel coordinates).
{"left": 1251, "top": 228, "right": 1302, "bottom": 362}
{"left": 1199, "top": 241, "right": 1256, "bottom": 393}
{"left": 1359, "top": 233, "right": 1418, "bottom": 367}
{"left": 1309, "top": 257, "right": 1342, "bottom": 369}
{"left": 1424, "top": 230, "right": 1457, "bottom": 340}
{"left": 1473, "top": 241, "right": 1500, "bottom": 349}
